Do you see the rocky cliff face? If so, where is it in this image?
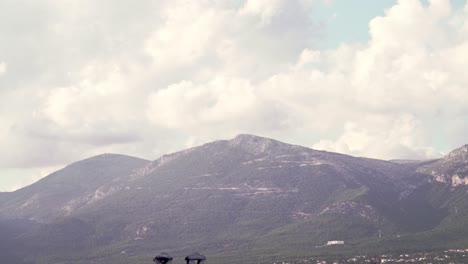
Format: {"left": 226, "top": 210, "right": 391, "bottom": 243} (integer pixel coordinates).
{"left": 418, "top": 145, "right": 468, "bottom": 187}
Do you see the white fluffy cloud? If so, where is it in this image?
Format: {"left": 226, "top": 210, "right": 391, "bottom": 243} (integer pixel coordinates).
{"left": 147, "top": 78, "right": 256, "bottom": 129}
{"left": 313, "top": 115, "right": 440, "bottom": 159}
{"left": 1, "top": 0, "right": 468, "bottom": 191}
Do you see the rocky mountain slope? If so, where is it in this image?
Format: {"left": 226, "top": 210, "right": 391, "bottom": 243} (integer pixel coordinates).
{"left": 0, "top": 135, "right": 467, "bottom": 264}
{"left": 0, "top": 154, "right": 149, "bottom": 222}
{"left": 418, "top": 144, "right": 468, "bottom": 187}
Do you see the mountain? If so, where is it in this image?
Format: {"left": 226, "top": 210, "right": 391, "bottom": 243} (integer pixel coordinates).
{"left": 0, "top": 135, "right": 467, "bottom": 264}
{"left": 418, "top": 144, "right": 468, "bottom": 187}
{"left": 0, "top": 218, "right": 37, "bottom": 264}
{"left": 0, "top": 154, "right": 149, "bottom": 222}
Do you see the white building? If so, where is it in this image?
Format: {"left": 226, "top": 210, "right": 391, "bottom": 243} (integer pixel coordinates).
{"left": 326, "top": 240, "right": 345, "bottom": 246}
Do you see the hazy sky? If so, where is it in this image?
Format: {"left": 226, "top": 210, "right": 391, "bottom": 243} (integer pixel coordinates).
{"left": 1, "top": 0, "right": 468, "bottom": 191}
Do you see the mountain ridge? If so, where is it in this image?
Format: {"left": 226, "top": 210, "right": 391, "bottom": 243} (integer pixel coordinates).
{"left": 0, "top": 135, "right": 467, "bottom": 264}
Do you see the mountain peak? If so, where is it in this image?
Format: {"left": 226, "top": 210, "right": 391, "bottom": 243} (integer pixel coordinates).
{"left": 227, "top": 134, "right": 307, "bottom": 156}
{"left": 231, "top": 134, "right": 273, "bottom": 144}
{"left": 446, "top": 144, "right": 468, "bottom": 160}
{"left": 418, "top": 144, "right": 468, "bottom": 186}
{"left": 228, "top": 134, "right": 278, "bottom": 155}
{"left": 69, "top": 153, "right": 149, "bottom": 167}
{"left": 85, "top": 153, "right": 145, "bottom": 160}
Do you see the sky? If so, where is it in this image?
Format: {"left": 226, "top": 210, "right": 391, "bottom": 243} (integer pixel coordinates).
{"left": 1, "top": 0, "right": 468, "bottom": 191}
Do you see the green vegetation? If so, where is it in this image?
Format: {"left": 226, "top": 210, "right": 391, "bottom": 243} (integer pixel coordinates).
{"left": 0, "top": 136, "right": 467, "bottom": 264}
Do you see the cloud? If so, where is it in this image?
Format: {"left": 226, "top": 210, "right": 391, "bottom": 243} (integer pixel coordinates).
{"left": 240, "top": 0, "right": 312, "bottom": 26}
{"left": 313, "top": 115, "right": 440, "bottom": 160}
{"left": 147, "top": 78, "right": 257, "bottom": 129}
{"left": 0, "top": 0, "right": 321, "bottom": 185}
{"left": 1, "top": 0, "right": 468, "bottom": 190}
